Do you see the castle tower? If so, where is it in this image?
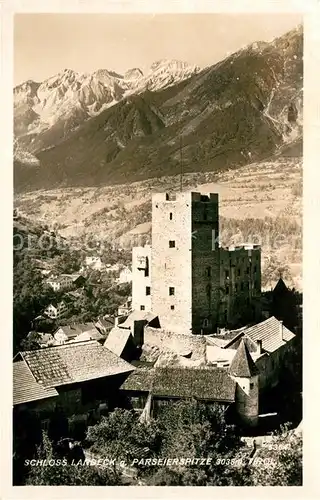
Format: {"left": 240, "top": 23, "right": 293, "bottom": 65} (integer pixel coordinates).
{"left": 229, "top": 339, "right": 259, "bottom": 427}
{"left": 151, "top": 191, "right": 220, "bottom": 334}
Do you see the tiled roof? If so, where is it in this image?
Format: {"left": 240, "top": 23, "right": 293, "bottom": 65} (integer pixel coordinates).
{"left": 144, "top": 327, "right": 206, "bottom": 361}
{"left": 227, "top": 316, "right": 295, "bottom": 353}
{"left": 228, "top": 339, "right": 259, "bottom": 378}
{"left": 120, "top": 367, "right": 155, "bottom": 392}
{"left": 13, "top": 360, "right": 58, "bottom": 405}
{"left": 121, "top": 367, "right": 236, "bottom": 402}
{"left": 103, "top": 327, "right": 133, "bottom": 357}
{"left": 20, "top": 340, "right": 134, "bottom": 388}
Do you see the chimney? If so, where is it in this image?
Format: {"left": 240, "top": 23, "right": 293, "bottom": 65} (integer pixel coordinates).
{"left": 256, "top": 339, "right": 262, "bottom": 355}
{"left": 279, "top": 320, "right": 283, "bottom": 341}
{"left": 133, "top": 320, "right": 145, "bottom": 348}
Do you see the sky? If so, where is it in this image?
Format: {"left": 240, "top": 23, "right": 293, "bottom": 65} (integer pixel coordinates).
{"left": 14, "top": 13, "right": 302, "bottom": 86}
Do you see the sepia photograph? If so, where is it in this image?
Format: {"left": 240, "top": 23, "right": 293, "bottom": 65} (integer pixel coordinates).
{"left": 12, "top": 9, "right": 303, "bottom": 488}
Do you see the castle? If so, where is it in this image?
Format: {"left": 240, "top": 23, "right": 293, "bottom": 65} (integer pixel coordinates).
{"left": 132, "top": 191, "right": 261, "bottom": 334}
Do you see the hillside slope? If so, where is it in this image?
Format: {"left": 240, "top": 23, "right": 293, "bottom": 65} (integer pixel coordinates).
{"left": 14, "top": 26, "right": 302, "bottom": 193}
{"left": 15, "top": 155, "right": 302, "bottom": 290}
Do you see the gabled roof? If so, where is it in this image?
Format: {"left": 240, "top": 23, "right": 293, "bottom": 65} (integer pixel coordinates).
{"left": 226, "top": 316, "right": 295, "bottom": 354}
{"left": 103, "top": 327, "right": 133, "bottom": 357}
{"left": 121, "top": 367, "right": 236, "bottom": 403}
{"left": 228, "top": 339, "right": 259, "bottom": 378}
{"left": 13, "top": 360, "right": 58, "bottom": 405}
{"left": 19, "top": 340, "right": 134, "bottom": 388}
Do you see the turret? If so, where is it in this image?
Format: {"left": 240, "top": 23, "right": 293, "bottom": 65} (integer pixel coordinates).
{"left": 229, "top": 338, "right": 259, "bottom": 427}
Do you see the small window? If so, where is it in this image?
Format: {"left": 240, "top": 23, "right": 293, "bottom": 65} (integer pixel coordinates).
{"left": 140, "top": 305, "right": 145, "bottom": 311}
{"left": 206, "top": 266, "right": 211, "bottom": 278}
{"left": 146, "top": 286, "right": 151, "bottom": 296}
{"left": 240, "top": 282, "right": 244, "bottom": 291}
{"left": 169, "top": 212, "right": 173, "bottom": 220}
{"left": 235, "top": 283, "right": 238, "bottom": 292}
{"left": 225, "top": 270, "right": 229, "bottom": 279}
{"left": 225, "top": 285, "right": 229, "bottom": 295}
{"left": 169, "top": 240, "right": 175, "bottom": 248}
{"left": 170, "top": 305, "right": 175, "bottom": 310}
{"left": 250, "top": 382, "right": 254, "bottom": 390}
{"left": 237, "top": 268, "right": 241, "bottom": 277}
{"left": 203, "top": 318, "right": 209, "bottom": 327}
{"left": 169, "top": 287, "right": 175, "bottom": 296}
{"left": 246, "top": 267, "right": 250, "bottom": 275}
{"left": 254, "top": 265, "right": 257, "bottom": 273}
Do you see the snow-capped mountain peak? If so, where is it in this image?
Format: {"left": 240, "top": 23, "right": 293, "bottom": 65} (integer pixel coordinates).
{"left": 14, "top": 59, "right": 200, "bottom": 151}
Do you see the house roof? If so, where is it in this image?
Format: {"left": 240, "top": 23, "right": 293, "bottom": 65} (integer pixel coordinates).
{"left": 103, "top": 327, "right": 133, "bottom": 357}
{"left": 19, "top": 340, "right": 134, "bottom": 389}
{"left": 226, "top": 316, "right": 295, "bottom": 354}
{"left": 121, "top": 367, "right": 236, "bottom": 403}
{"left": 228, "top": 339, "right": 259, "bottom": 378}
{"left": 13, "top": 360, "right": 58, "bottom": 405}
{"left": 55, "top": 323, "right": 99, "bottom": 339}
{"left": 73, "top": 330, "right": 104, "bottom": 343}
{"left": 97, "top": 316, "right": 114, "bottom": 330}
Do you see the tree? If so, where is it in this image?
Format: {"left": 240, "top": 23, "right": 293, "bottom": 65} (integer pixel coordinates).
{"left": 26, "top": 432, "right": 119, "bottom": 486}
{"left": 250, "top": 426, "right": 302, "bottom": 486}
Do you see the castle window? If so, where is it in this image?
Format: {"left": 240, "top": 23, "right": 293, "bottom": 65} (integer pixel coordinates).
{"left": 169, "top": 212, "right": 173, "bottom": 220}
{"left": 203, "top": 318, "right": 209, "bottom": 327}
{"left": 225, "top": 270, "right": 229, "bottom": 279}
{"left": 140, "top": 305, "right": 145, "bottom": 311}
{"left": 169, "top": 287, "right": 175, "bottom": 296}
{"left": 235, "top": 283, "right": 238, "bottom": 292}
{"left": 169, "top": 240, "right": 175, "bottom": 248}
{"left": 166, "top": 193, "right": 169, "bottom": 200}
{"left": 225, "top": 285, "right": 230, "bottom": 295}
{"left": 206, "top": 266, "right": 211, "bottom": 278}
{"left": 237, "top": 268, "right": 241, "bottom": 277}
{"left": 253, "top": 265, "right": 257, "bottom": 273}
{"left": 246, "top": 267, "right": 250, "bottom": 274}
{"left": 146, "top": 286, "right": 151, "bottom": 296}
{"left": 240, "top": 282, "right": 244, "bottom": 291}
{"left": 144, "top": 257, "right": 149, "bottom": 277}
{"left": 170, "top": 305, "right": 175, "bottom": 310}
{"left": 250, "top": 383, "right": 254, "bottom": 390}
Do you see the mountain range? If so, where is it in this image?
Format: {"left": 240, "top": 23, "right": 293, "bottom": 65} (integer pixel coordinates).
{"left": 14, "top": 26, "right": 303, "bottom": 192}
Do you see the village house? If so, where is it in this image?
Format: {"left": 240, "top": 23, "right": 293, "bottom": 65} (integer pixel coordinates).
{"left": 46, "top": 274, "right": 85, "bottom": 292}
{"left": 44, "top": 301, "right": 69, "bottom": 320}
{"left": 117, "top": 297, "right": 132, "bottom": 317}
{"left": 53, "top": 323, "right": 104, "bottom": 345}
{"left": 13, "top": 341, "right": 135, "bottom": 433}
{"left": 117, "top": 266, "right": 133, "bottom": 284}
{"left": 95, "top": 315, "right": 115, "bottom": 336}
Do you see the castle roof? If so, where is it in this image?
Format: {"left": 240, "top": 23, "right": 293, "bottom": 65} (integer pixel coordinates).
{"left": 228, "top": 339, "right": 259, "bottom": 378}
{"left": 121, "top": 367, "right": 236, "bottom": 403}
{"left": 273, "top": 277, "right": 289, "bottom": 295}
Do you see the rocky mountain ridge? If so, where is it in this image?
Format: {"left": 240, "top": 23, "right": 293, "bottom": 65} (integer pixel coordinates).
{"left": 14, "top": 26, "right": 302, "bottom": 193}
{"left": 14, "top": 59, "right": 200, "bottom": 153}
